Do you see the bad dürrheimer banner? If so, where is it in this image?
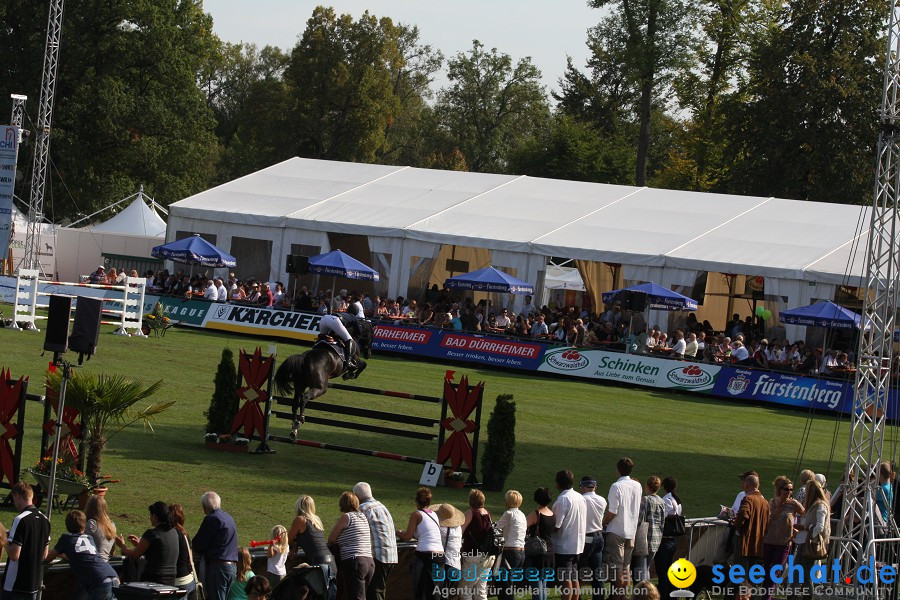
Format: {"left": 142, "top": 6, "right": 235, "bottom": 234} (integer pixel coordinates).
{"left": 0, "top": 126, "right": 19, "bottom": 260}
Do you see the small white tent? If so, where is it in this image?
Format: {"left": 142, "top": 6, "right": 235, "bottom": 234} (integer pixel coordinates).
{"left": 55, "top": 189, "right": 166, "bottom": 281}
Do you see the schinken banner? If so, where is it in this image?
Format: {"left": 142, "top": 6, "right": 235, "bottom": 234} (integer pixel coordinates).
{"left": 538, "top": 347, "right": 720, "bottom": 391}
{"left": 0, "top": 126, "right": 19, "bottom": 259}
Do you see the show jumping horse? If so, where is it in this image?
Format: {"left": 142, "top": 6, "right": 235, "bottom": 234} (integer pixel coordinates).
{"left": 274, "top": 316, "right": 373, "bottom": 438}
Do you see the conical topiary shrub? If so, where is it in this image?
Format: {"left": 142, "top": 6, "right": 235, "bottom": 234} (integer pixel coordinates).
{"left": 481, "top": 394, "right": 516, "bottom": 491}
{"left": 205, "top": 348, "right": 238, "bottom": 435}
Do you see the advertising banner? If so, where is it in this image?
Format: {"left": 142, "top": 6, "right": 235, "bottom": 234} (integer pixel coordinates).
{"left": 201, "top": 303, "right": 322, "bottom": 341}
{"left": 712, "top": 366, "right": 858, "bottom": 414}
{"left": 0, "top": 126, "right": 19, "bottom": 258}
{"left": 372, "top": 325, "right": 546, "bottom": 370}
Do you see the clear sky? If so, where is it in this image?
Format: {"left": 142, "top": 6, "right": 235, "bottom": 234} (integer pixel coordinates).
{"left": 202, "top": 0, "right": 600, "bottom": 96}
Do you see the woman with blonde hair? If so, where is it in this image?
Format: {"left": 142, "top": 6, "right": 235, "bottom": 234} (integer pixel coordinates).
{"left": 288, "top": 495, "right": 334, "bottom": 570}
{"left": 762, "top": 477, "right": 803, "bottom": 600}
{"left": 85, "top": 495, "right": 117, "bottom": 560}
{"left": 265, "top": 524, "right": 289, "bottom": 587}
{"left": 794, "top": 480, "right": 831, "bottom": 600}
{"left": 497, "top": 490, "right": 527, "bottom": 600}
{"left": 795, "top": 470, "right": 815, "bottom": 504}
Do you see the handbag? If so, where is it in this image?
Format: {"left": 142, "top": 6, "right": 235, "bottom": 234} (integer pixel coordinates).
{"left": 632, "top": 522, "right": 650, "bottom": 556}
{"left": 663, "top": 514, "right": 686, "bottom": 537}
{"left": 805, "top": 532, "right": 828, "bottom": 559}
{"left": 524, "top": 534, "right": 547, "bottom": 558}
{"left": 184, "top": 533, "right": 206, "bottom": 600}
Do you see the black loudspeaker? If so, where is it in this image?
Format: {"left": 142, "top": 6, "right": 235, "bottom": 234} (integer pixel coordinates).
{"left": 625, "top": 290, "right": 649, "bottom": 312}
{"left": 286, "top": 254, "right": 309, "bottom": 275}
{"left": 43, "top": 295, "right": 72, "bottom": 353}
{"left": 69, "top": 297, "right": 102, "bottom": 357}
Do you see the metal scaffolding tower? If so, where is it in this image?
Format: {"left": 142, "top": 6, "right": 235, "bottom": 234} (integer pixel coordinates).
{"left": 10, "top": 94, "right": 27, "bottom": 130}
{"left": 836, "top": 0, "right": 900, "bottom": 575}
{"left": 23, "top": 0, "right": 65, "bottom": 272}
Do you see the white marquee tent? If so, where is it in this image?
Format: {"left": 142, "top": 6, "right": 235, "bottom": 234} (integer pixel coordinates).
{"left": 56, "top": 190, "right": 166, "bottom": 281}
{"left": 168, "top": 157, "right": 872, "bottom": 337}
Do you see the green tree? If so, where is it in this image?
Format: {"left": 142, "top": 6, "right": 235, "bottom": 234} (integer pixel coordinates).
{"left": 585, "top": 0, "right": 699, "bottom": 185}
{"left": 723, "top": 0, "right": 883, "bottom": 203}
{"left": 0, "top": 0, "right": 220, "bottom": 217}
{"left": 433, "top": 41, "right": 549, "bottom": 173}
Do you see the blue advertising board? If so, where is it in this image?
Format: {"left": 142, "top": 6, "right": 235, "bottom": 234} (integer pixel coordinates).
{"left": 711, "top": 366, "right": 857, "bottom": 414}
{"left": 372, "top": 324, "right": 547, "bottom": 370}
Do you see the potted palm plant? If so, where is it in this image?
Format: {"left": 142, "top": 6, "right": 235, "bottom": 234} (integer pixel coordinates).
{"left": 46, "top": 371, "right": 172, "bottom": 485}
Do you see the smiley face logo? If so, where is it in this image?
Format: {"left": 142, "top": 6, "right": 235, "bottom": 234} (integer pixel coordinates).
{"left": 668, "top": 558, "right": 697, "bottom": 589}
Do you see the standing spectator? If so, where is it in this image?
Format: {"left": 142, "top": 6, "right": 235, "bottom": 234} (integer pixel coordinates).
{"left": 734, "top": 474, "right": 770, "bottom": 600}
{"left": 216, "top": 278, "right": 228, "bottom": 302}
{"left": 193, "top": 491, "right": 239, "bottom": 600}
{"left": 264, "top": 525, "right": 289, "bottom": 588}
{"left": 794, "top": 480, "right": 830, "bottom": 600}
{"left": 287, "top": 496, "right": 336, "bottom": 589}
{"left": 603, "top": 457, "right": 643, "bottom": 596}
{"left": 328, "top": 492, "right": 374, "bottom": 600}
{"left": 497, "top": 490, "right": 527, "bottom": 600}
{"left": 4, "top": 483, "right": 50, "bottom": 599}
{"left": 551, "top": 470, "right": 586, "bottom": 600}
{"left": 85, "top": 495, "right": 116, "bottom": 561}
{"left": 521, "top": 295, "right": 540, "bottom": 320}
{"left": 169, "top": 503, "right": 198, "bottom": 597}
{"left": 656, "top": 477, "right": 683, "bottom": 599}
{"left": 460, "top": 489, "right": 493, "bottom": 600}
{"left": 762, "top": 477, "right": 803, "bottom": 600}
{"left": 353, "top": 482, "right": 397, "bottom": 600}
{"left": 633, "top": 476, "right": 665, "bottom": 582}
{"left": 46, "top": 510, "right": 118, "bottom": 600}
{"left": 435, "top": 504, "right": 464, "bottom": 585}
{"left": 578, "top": 476, "right": 606, "bottom": 597}
{"left": 116, "top": 501, "right": 178, "bottom": 585}
{"left": 525, "top": 488, "right": 555, "bottom": 600}
{"left": 397, "top": 487, "right": 444, "bottom": 600}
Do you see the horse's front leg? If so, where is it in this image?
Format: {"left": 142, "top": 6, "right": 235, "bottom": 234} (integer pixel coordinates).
{"left": 345, "top": 359, "right": 367, "bottom": 380}
{"left": 290, "top": 386, "right": 326, "bottom": 438}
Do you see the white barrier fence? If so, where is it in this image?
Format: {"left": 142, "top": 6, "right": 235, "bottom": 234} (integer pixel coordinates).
{"left": 11, "top": 269, "right": 147, "bottom": 337}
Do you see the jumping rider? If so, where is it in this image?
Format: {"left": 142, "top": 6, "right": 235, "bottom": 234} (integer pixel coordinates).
{"left": 319, "top": 308, "right": 358, "bottom": 371}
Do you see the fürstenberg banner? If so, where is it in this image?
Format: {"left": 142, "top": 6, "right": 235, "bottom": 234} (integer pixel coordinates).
{"left": 0, "top": 126, "right": 19, "bottom": 259}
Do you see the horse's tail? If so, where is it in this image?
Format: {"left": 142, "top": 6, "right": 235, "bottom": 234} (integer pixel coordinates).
{"left": 358, "top": 320, "right": 373, "bottom": 358}
{"left": 274, "top": 354, "right": 305, "bottom": 396}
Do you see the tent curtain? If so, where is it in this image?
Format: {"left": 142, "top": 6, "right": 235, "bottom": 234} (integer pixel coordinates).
{"left": 575, "top": 260, "right": 620, "bottom": 315}
{"left": 368, "top": 236, "right": 402, "bottom": 297}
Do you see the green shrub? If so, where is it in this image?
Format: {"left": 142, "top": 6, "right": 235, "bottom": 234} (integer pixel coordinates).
{"left": 205, "top": 348, "right": 237, "bottom": 434}
{"left": 481, "top": 394, "right": 516, "bottom": 490}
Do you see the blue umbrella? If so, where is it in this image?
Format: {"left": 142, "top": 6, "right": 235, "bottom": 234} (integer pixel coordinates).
{"left": 444, "top": 266, "right": 534, "bottom": 295}
{"left": 151, "top": 234, "right": 236, "bottom": 268}
{"left": 602, "top": 282, "right": 698, "bottom": 311}
{"left": 307, "top": 250, "right": 380, "bottom": 281}
{"left": 779, "top": 301, "right": 861, "bottom": 329}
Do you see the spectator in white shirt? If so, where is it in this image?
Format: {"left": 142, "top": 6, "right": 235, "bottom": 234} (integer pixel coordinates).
{"left": 603, "top": 457, "right": 643, "bottom": 596}
{"left": 215, "top": 279, "right": 227, "bottom": 302}
{"left": 684, "top": 333, "right": 699, "bottom": 359}
{"left": 521, "top": 295, "right": 540, "bottom": 320}
{"left": 579, "top": 477, "right": 607, "bottom": 598}
{"left": 204, "top": 278, "right": 217, "bottom": 300}
{"left": 672, "top": 331, "right": 687, "bottom": 358}
{"left": 656, "top": 476, "right": 684, "bottom": 599}
{"left": 496, "top": 490, "right": 527, "bottom": 600}
{"left": 551, "top": 470, "right": 586, "bottom": 600}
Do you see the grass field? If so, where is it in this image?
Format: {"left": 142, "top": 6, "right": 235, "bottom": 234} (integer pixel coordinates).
{"left": 0, "top": 320, "right": 865, "bottom": 547}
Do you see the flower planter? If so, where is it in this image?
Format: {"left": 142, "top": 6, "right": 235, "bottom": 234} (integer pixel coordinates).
{"left": 28, "top": 470, "right": 88, "bottom": 496}
{"left": 445, "top": 478, "right": 466, "bottom": 489}
{"left": 205, "top": 441, "right": 249, "bottom": 454}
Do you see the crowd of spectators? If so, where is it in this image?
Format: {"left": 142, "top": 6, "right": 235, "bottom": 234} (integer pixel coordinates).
{"left": 93, "top": 264, "right": 858, "bottom": 377}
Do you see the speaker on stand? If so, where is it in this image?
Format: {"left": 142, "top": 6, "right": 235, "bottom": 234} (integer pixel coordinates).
{"left": 43, "top": 295, "right": 72, "bottom": 354}
{"left": 69, "top": 297, "right": 103, "bottom": 362}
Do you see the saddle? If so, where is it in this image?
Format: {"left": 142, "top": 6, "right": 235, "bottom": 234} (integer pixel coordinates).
{"left": 314, "top": 334, "right": 345, "bottom": 360}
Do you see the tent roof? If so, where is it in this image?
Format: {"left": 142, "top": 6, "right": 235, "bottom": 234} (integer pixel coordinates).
{"left": 169, "top": 157, "right": 871, "bottom": 284}
{"left": 89, "top": 196, "right": 167, "bottom": 237}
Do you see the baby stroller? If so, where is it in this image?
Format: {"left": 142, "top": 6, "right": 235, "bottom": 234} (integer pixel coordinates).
{"left": 271, "top": 565, "right": 330, "bottom": 600}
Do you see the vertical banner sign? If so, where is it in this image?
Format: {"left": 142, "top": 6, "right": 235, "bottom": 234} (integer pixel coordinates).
{"left": 0, "top": 126, "right": 19, "bottom": 259}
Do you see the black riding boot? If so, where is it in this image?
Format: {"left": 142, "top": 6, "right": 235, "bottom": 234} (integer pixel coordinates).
{"left": 343, "top": 338, "right": 357, "bottom": 371}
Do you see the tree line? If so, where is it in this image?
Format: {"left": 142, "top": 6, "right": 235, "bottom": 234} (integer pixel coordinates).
{"left": 0, "top": 0, "right": 885, "bottom": 219}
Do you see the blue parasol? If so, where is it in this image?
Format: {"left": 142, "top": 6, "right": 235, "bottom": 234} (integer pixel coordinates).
{"left": 779, "top": 300, "right": 861, "bottom": 330}
{"left": 151, "top": 234, "right": 236, "bottom": 268}
{"left": 307, "top": 250, "right": 380, "bottom": 281}
{"left": 444, "top": 266, "right": 534, "bottom": 295}
{"left": 602, "top": 282, "right": 698, "bottom": 311}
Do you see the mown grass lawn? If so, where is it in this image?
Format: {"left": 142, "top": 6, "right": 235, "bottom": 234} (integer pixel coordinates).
{"left": 0, "top": 321, "right": 862, "bottom": 547}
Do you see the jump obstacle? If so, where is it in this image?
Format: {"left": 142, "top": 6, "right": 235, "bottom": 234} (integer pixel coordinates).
{"left": 11, "top": 269, "right": 146, "bottom": 337}
{"left": 225, "top": 349, "right": 486, "bottom": 480}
